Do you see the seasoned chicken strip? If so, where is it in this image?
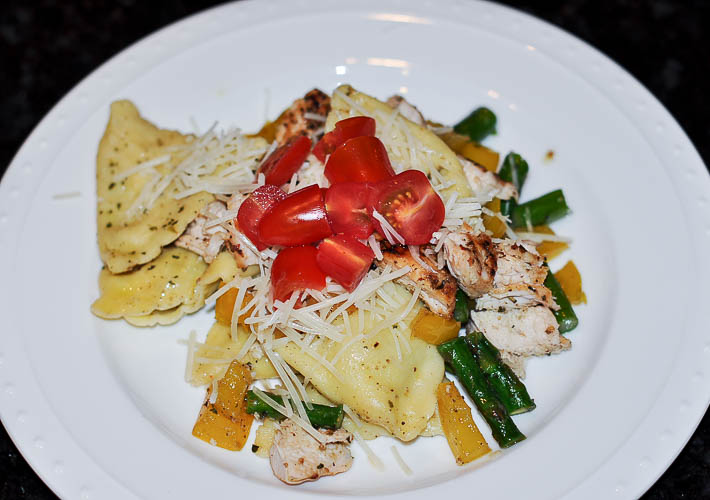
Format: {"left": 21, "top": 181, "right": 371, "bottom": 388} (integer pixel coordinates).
{"left": 175, "top": 201, "right": 229, "bottom": 264}
{"left": 470, "top": 307, "right": 570, "bottom": 357}
{"left": 460, "top": 156, "right": 517, "bottom": 203}
{"left": 386, "top": 95, "right": 425, "bottom": 125}
{"left": 176, "top": 199, "right": 258, "bottom": 268}
{"left": 274, "top": 89, "right": 331, "bottom": 146}
{"left": 475, "top": 283, "right": 559, "bottom": 311}
{"left": 377, "top": 242, "right": 457, "bottom": 318}
{"left": 493, "top": 239, "right": 548, "bottom": 287}
{"left": 269, "top": 421, "right": 353, "bottom": 485}
{"left": 445, "top": 230, "right": 553, "bottom": 304}
{"left": 443, "top": 230, "right": 497, "bottom": 298}
{"left": 500, "top": 351, "right": 527, "bottom": 379}
{"left": 475, "top": 238, "right": 555, "bottom": 309}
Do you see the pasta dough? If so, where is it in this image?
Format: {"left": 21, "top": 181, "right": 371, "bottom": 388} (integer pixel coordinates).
{"left": 96, "top": 100, "right": 214, "bottom": 273}
{"left": 276, "top": 283, "right": 445, "bottom": 441}
{"left": 92, "top": 248, "right": 238, "bottom": 327}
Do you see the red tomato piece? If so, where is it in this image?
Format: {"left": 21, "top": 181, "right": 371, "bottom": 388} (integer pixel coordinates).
{"left": 312, "top": 116, "right": 376, "bottom": 163}
{"left": 312, "top": 132, "right": 337, "bottom": 164}
{"left": 370, "top": 170, "right": 445, "bottom": 245}
{"left": 236, "top": 184, "right": 287, "bottom": 250}
{"left": 325, "top": 182, "right": 376, "bottom": 239}
{"left": 258, "top": 184, "right": 332, "bottom": 246}
{"left": 324, "top": 136, "right": 395, "bottom": 185}
{"left": 316, "top": 235, "right": 375, "bottom": 292}
{"left": 257, "top": 135, "right": 311, "bottom": 186}
{"left": 271, "top": 246, "right": 327, "bottom": 302}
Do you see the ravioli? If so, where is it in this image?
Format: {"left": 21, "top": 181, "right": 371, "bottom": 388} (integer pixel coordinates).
{"left": 97, "top": 100, "right": 214, "bottom": 273}
{"left": 190, "top": 322, "right": 277, "bottom": 385}
{"left": 91, "top": 248, "right": 237, "bottom": 326}
{"left": 276, "top": 283, "right": 445, "bottom": 442}
{"left": 326, "top": 85, "right": 473, "bottom": 198}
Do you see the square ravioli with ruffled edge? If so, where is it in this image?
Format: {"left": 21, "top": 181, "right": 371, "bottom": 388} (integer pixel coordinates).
{"left": 94, "top": 101, "right": 267, "bottom": 325}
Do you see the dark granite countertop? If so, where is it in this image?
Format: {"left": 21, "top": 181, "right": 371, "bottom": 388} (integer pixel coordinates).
{"left": 1, "top": 1, "right": 708, "bottom": 498}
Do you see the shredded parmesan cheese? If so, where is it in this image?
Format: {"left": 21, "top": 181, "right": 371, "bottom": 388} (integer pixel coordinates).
{"left": 351, "top": 427, "right": 385, "bottom": 471}
{"left": 184, "top": 330, "right": 197, "bottom": 384}
{"left": 113, "top": 154, "right": 171, "bottom": 182}
{"left": 408, "top": 245, "right": 435, "bottom": 273}
{"left": 372, "top": 210, "right": 405, "bottom": 245}
{"left": 391, "top": 446, "right": 413, "bottom": 475}
{"left": 303, "top": 112, "right": 327, "bottom": 122}
{"left": 514, "top": 232, "right": 572, "bottom": 243}
{"left": 343, "top": 404, "right": 363, "bottom": 428}
{"left": 52, "top": 191, "right": 81, "bottom": 200}
{"left": 209, "top": 379, "right": 219, "bottom": 404}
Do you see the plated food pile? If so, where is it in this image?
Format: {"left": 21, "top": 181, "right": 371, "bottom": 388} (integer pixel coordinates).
{"left": 92, "top": 85, "right": 585, "bottom": 484}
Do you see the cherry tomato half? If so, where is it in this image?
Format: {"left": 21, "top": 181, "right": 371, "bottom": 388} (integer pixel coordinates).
{"left": 369, "top": 170, "right": 445, "bottom": 245}
{"left": 316, "top": 234, "right": 374, "bottom": 292}
{"left": 257, "top": 135, "right": 311, "bottom": 186}
{"left": 271, "top": 246, "right": 327, "bottom": 302}
{"left": 324, "top": 182, "right": 376, "bottom": 239}
{"left": 312, "top": 116, "right": 376, "bottom": 163}
{"left": 236, "top": 184, "right": 287, "bottom": 250}
{"left": 258, "top": 184, "right": 332, "bottom": 246}
{"left": 324, "top": 136, "right": 394, "bottom": 185}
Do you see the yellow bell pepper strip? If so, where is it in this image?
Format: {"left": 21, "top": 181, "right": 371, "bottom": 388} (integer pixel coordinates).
{"left": 532, "top": 225, "right": 569, "bottom": 260}
{"left": 215, "top": 287, "right": 254, "bottom": 326}
{"left": 482, "top": 198, "right": 508, "bottom": 238}
{"left": 411, "top": 307, "right": 461, "bottom": 345}
{"left": 554, "top": 260, "right": 587, "bottom": 305}
{"left": 436, "top": 381, "right": 491, "bottom": 464}
{"left": 192, "top": 360, "right": 253, "bottom": 450}
{"left": 439, "top": 131, "right": 499, "bottom": 172}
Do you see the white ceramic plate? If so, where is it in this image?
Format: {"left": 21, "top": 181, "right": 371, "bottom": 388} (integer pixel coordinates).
{"left": 1, "top": 0, "right": 708, "bottom": 498}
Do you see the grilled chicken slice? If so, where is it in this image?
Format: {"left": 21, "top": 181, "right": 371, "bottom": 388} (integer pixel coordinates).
{"left": 470, "top": 306, "right": 570, "bottom": 357}
{"left": 444, "top": 230, "right": 553, "bottom": 302}
{"left": 269, "top": 421, "right": 353, "bottom": 485}
{"left": 493, "top": 239, "right": 547, "bottom": 287}
{"left": 460, "top": 156, "right": 517, "bottom": 203}
{"left": 475, "top": 283, "right": 559, "bottom": 311}
{"left": 176, "top": 199, "right": 258, "bottom": 268}
{"left": 274, "top": 89, "right": 331, "bottom": 146}
{"left": 377, "top": 242, "right": 458, "bottom": 318}
{"left": 499, "top": 351, "right": 527, "bottom": 379}
{"left": 475, "top": 239, "right": 555, "bottom": 309}
{"left": 443, "top": 230, "right": 497, "bottom": 298}
{"left": 175, "top": 201, "right": 230, "bottom": 264}
{"left": 386, "top": 95, "right": 425, "bottom": 125}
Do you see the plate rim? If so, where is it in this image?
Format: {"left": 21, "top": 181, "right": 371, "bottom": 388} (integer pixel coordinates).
{"left": 1, "top": 0, "right": 708, "bottom": 498}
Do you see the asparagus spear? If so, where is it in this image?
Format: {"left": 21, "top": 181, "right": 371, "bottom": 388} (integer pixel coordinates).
{"left": 543, "top": 266, "right": 579, "bottom": 333}
{"left": 465, "top": 331, "right": 536, "bottom": 415}
{"left": 246, "top": 390, "right": 345, "bottom": 430}
{"left": 497, "top": 153, "right": 529, "bottom": 217}
{"left": 510, "top": 189, "right": 570, "bottom": 228}
{"left": 454, "top": 289, "right": 472, "bottom": 323}
{"left": 438, "top": 338, "right": 526, "bottom": 448}
{"left": 454, "top": 107, "right": 497, "bottom": 143}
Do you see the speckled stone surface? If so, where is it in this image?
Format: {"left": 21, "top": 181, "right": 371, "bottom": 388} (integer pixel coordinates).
{"left": 1, "top": 1, "right": 708, "bottom": 498}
